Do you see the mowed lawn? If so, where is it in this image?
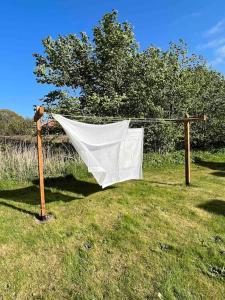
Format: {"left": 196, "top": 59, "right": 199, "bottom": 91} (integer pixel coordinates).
{"left": 0, "top": 153, "right": 224, "bottom": 299}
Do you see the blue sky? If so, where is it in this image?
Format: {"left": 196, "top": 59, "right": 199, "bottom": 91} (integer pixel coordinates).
{"left": 1, "top": 0, "right": 225, "bottom": 117}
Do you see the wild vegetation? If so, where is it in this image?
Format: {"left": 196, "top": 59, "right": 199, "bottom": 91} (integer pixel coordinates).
{"left": 0, "top": 109, "right": 33, "bottom": 136}
{"left": 0, "top": 141, "right": 183, "bottom": 182}
{"left": 0, "top": 143, "right": 78, "bottom": 182}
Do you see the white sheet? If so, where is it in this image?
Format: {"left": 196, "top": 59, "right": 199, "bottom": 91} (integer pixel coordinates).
{"left": 52, "top": 114, "right": 143, "bottom": 188}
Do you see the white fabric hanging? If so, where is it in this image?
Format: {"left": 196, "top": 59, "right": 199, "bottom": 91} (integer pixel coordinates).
{"left": 52, "top": 114, "right": 143, "bottom": 188}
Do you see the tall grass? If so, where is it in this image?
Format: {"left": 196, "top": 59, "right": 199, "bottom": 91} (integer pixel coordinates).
{"left": 0, "top": 142, "right": 82, "bottom": 182}
{"left": 1, "top": 138, "right": 223, "bottom": 183}
{"left": 0, "top": 141, "right": 184, "bottom": 183}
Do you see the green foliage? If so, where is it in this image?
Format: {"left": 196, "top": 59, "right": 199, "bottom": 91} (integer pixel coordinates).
{"left": 0, "top": 109, "right": 33, "bottom": 136}
{"left": 34, "top": 10, "right": 225, "bottom": 151}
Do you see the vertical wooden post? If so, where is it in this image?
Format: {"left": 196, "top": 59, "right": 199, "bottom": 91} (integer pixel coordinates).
{"left": 184, "top": 113, "right": 191, "bottom": 186}
{"left": 34, "top": 106, "right": 46, "bottom": 220}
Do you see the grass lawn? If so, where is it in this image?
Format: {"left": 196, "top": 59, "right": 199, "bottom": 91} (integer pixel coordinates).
{"left": 0, "top": 152, "right": 224, "bottom": 299}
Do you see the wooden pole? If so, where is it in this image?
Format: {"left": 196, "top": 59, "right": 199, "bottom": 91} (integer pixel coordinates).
{"left": 34, "top": 106, "right": 46, "bottom": 220}
{"left": 184, "top": 113, "right": 191, "bottom": 186}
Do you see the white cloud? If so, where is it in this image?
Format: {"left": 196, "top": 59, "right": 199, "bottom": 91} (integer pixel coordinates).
{"left": 197, "top": 38, "right": 225, "bottom": 50}
{"left": 209, "top": 45, "right": 225, "bottom": 66}
{"left": 198, "top": 19, "right": 225, "bottom": 68}
{"left": 204, "top": 19, "right": 225, "bottom": 37}
{"left": 216, "top": 44, "right": 225, "bottom": 55}
{"left": 209, "top": 57, "right": 223, "bottom": 66}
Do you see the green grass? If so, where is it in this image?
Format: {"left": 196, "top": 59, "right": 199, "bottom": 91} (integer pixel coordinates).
{"left": 0, "top": 152, "right": 225, "bottom": 299}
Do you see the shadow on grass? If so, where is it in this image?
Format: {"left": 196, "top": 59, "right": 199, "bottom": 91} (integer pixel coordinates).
{"left": 194, "top": 157, "right": 225, "bottom": 177}
{"left": 0, "top": 185, "right": 76, "bottom": 206}
{"left": 197, "top": 199, "right": 225, "bottom": 216}
{"left": 32, "top": 174, "right": 103, "bottom": 196}
{"left": 195, "top": 158, "right": 225, "bottom": 171}
{"left": 211, "top": 171, "right": 225, "bottom": 177}
{"left": 0, "top": 175, "right": 105, "bottom": 217}
{"left": 0, "top": 201, "right": 39, "bottom": 218}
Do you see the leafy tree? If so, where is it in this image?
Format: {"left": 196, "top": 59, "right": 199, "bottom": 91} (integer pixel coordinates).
{"left": 34, "top": 10, "right": 225, "bottom": 151}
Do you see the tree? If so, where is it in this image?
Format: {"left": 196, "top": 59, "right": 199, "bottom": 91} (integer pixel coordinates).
{"left": 33, "top": 10, "right": 139, "bottom": 116}
{"left": 34, "top": 10, "right": 225, "bottom": 151}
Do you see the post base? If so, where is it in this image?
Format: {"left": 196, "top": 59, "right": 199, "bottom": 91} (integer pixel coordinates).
{"left": 37, "top": 214, "right": 54, "bottom": 222}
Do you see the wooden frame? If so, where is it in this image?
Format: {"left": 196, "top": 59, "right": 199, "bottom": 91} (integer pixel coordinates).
{"left": 34, "top": 106, "right": 46, "bottom": 220}
{"left": 184, "top": 113, "right": 191, "bottom": 185}
{"left": 34, "top": 106, "right": 207, "bottom": 219}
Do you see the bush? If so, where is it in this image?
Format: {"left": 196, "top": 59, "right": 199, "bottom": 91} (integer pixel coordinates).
{"left": 0, "top": 109, "right": 33, "bottom": 136}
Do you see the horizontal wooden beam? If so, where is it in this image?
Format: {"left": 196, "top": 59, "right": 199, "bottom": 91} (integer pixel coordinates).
{"left": 186, "top": 115, "right": 208, "bottom": 122}
{"left": 167, "top": 115, "right": 207, "bottom": 123}
{"left": 34, "top": 106, "right": 45, "bottom": 122}
{"left": 41, "top": 111, "right": 208, "bottom": 123}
